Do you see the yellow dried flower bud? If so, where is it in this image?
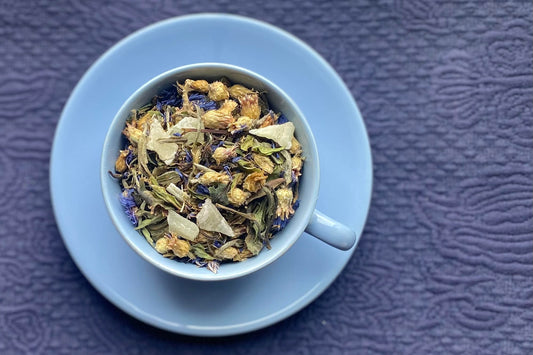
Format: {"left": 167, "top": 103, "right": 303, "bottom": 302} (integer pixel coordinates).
{"left": 208, "top": 81, "right": 230, "bottom": 101}
{"left": 243, "top": 171, "right": 268, "bottom": 193}
{"left": 229, "top": 115, "right": 253, "bottom": 133}
{"left": 238, "top": 93, "right": 261, "bottom": 120}
{"left": 233, "top": 249, "right": 253, "bottom": 262}
{"left": 218, "top": 99, "right": 238, "bottom": 114}
{"left": 217, "top": 246, "right": 239, "bottom": 260}
{"left": 276, "top": 188, "right": 295, "bottom": 220}
{"left": 199, "top": 171, "right": 230, "bottom": 185}
{"left": 136, "top": 112, "right": 153, "bottom": 130}
{"left": 291, "top": 155, "right": 303, "bottom": 172}
{"left": 289, "top": 137, "right": 302, "bottom": 154}
{"left": 253, "top": 153, "right": 274, "bottom": 174}
{"left": 155, "top": 237, "right": 169, "bottom": 254}
{"left": 213, "top": 146, "right": 236, "bottom": 165}
{"left": 123, "top": 123, "right": 143, "bottom": 144}
{"left": 202, "top": 110, "right": 235, "bottom": 129}
{"left": 228, "top": 84, "right": 255, "bottom": 99}
{"left": 185, "top": 79, "right": 209, "bottom": 93}
{"left": 167, "top": 236, "right": 190, "bottom": 258}
{"left": 115, "top": 150, "right": 128, "bottom": 173}
{"left": 259, "top": 114, "right": 275, "bottom": 128}
{"left": 227, "top": 187, "right": 250, "bottom": 206}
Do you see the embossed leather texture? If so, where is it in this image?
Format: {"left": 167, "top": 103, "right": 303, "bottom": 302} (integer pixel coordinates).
{"left": 0, "top": 1, "right": 531, "bottom": 354}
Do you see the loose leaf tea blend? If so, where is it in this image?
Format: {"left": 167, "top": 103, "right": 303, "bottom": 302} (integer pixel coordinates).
{"left": 111, "top": 79, "right": 303, "bottom": 273}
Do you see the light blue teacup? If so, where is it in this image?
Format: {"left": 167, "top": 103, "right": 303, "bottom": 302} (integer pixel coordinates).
{"left": 101, "top": 63, "right": 356, "bottom": 281}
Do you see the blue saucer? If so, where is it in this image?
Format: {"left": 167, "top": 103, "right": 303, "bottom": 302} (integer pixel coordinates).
{"left": 50, "top": 13, "right": 372, "bottom": 337}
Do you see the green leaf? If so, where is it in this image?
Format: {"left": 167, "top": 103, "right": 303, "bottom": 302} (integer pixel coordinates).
{"left": 134, "top": 214, "right": 166, "bottom": 230}
{"left": 239, "top": 135, "right": 255, "bottom": 151}
{"left": 245, "top": 234, "right": 263, "bottom": 255}
{"left": 155, "top": 171, "right": 182, "bottom": 186}
{"left": 208, "top": 183, "right": 230, "bottom": 205}
{"left": 252, "top": 143, "right": 284, "bottom": 156}
{"left": 192, "top": 245, "right": 215, "bottom": 260}
{"left": 140, "top": 228, "right": 154, "bottom": 246}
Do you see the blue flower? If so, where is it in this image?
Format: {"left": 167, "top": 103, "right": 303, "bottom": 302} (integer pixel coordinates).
{"left": 293, "top": 199, "right": 300, "bottom": 210}
{"left": 211, "top": 141, "right": 224, "bottom": 152}
{"left": 213, "top": 241, "right": 222, "bottom": 248}
{"left": 185, "top": 150, "right": 193, "bottom": 163}
{"left": 223, "top": 165, "right": 232, "bottom": 179}
{"left": 271, "top": 216, "right": 288, "bottom": 232}
{"left": 231, "top": 156, "right": 242, "bottom": 163}
{"left": 119, "top": 189, "right": 138, "bottom": 226}
{"left": 158, "top": 86, "right": 182, "bottom": 107}
{"left": 196, "top": 184, "right": 210, "bottom": 195}
{"left": 277, "top": 114, "right": 289, "bottom": 124}
{"left": 126, "top": 149, "right": 135, "bottom": 165}
{"left": 189, "top": 93, "right": 217, "bottom": 111}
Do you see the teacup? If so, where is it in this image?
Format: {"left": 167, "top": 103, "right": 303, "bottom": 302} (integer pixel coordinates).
{"left": 101, "top": 63, "right": 356, "bottom": 281}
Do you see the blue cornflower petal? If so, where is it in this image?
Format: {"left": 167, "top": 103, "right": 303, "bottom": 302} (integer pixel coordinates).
{"left": 293, "top": 199, "right": 300, "bottom": 210}
{"left": 119, "top": 189, "right": 136, "bottom": 209}
{"left": 185, "top": 150, "right": 193, "bottom": 163}
{"left": 223, "top": 166, "right": 232, "bottom": 179}
{"left": 277, "top": 114, "right": 289, "bottom": 124}
{"left": 213, "top": 241, "right": 222, "bottom": 248}
{"left": 158, "top": 86, "right": 182, "bottom": 107}
{"left": 231, "top": 156, "right": 242, "bottom": 163}
{"left": 211, "top": 141, "right": 225, "bottom": 152}
{"left": 126, "top": 149, "right": 135, "bottom": 165}
{"left": 189, "top": 93, "right": 217, "bottom": 111}
{"left": 119, "top": 189, "right": 138, "bottom": 226}
{"left": 196, "top": 184, "right": 210, "bottom": 195}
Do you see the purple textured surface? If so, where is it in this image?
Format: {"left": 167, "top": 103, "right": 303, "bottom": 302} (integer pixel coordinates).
{"left": 1, "top": 0, "right": 532, "bottom": 354}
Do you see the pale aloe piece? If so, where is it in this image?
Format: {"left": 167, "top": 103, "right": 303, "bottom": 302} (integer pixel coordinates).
{"left": 196, "top": 198, "right": 235, "bottom": 237}
{"left": 166, "top": 183, "right": 189, "bottom": 202}
{"left": 249, "top": 122, "right": 295, "bottom": 149}
{"left": 146, "top": 120, "right": 178, "bottom": 165}
{"left": 167, "top": 210, "right": 199, "bottom": 241}
{"left": 170, "top": 116, "right": 204, "bottom": 145}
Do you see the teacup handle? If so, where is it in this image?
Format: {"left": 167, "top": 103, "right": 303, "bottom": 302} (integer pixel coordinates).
{"left": 305, "top": 210, "right": 357, "bottom": 250}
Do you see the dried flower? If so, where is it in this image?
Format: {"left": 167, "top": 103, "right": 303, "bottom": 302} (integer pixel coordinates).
{"left": 155, "top": 237, "right": 169, "bottom": 254}
{"left": 228, "top": 84, "right": 255, "bottom": 98}
{"left": 167, "top": 235, "right": 190, "bottom": 258}
{"left": 199, "top": 171, "right": 231, "bottom": 185}
{"left": 184, "top": 79, "right": 209, "bottom": 93}
{"left": 229, "top": 115, "right": 253, "bottom": 133}
{"left": 212, "top": 146, "right": 237, "bottom": 165}
{"left": 217, "top": 246, "right": 239, "bottom": 260}
{"left": 243, "top": 171, "right": 268, "bottom": 193}
{"left": 275, "top": 188, "right": 295, "bottom": 220}
{"left": 289, "top": 136, "right": 302, "bottom": 154}
{"left": 201, "top": 100, "right": 237, "bottom": 129}
{"left": 208, "top": 81, "right": 230, "bottom": 101}
{"left": 238, "top": 93, "right": 261, "bottom": 120}
{"left": 115, "top": 150, "right": 128, "bottom": 173}
{"left": 227, "top": 187, "right": 250, "bottom": 206}
{"left": 253, "top": 153, "right": 274, "bottom": 174}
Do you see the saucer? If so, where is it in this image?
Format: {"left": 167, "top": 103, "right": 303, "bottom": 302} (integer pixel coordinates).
{"left": 50, "top": 13, "right": 372, "bottom": 337}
